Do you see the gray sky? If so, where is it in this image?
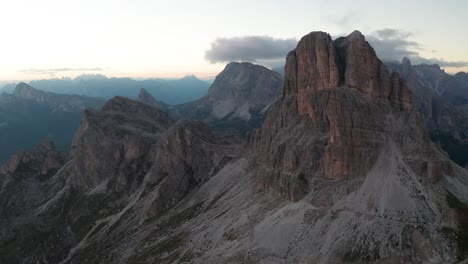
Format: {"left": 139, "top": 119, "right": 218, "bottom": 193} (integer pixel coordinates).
{"left": 0, "top": 0, "right": 467, "bottom": 81}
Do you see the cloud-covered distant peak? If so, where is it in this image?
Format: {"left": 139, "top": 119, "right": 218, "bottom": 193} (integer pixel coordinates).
{"left": 205, "top": 36, "right": 297, "bottom": 63}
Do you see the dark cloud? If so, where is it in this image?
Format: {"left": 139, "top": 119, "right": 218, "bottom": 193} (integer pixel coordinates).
{"left": 18, "top": 67, "right": 102, "bottom": 77}
{"left": 205, "top": 36, "right": 297, "bottom": 64}
{"left": 367, "top": 28, "right": 468, "bottom": 67}
{"left": 206, "top": 30, "right": 467, "bottom": 69}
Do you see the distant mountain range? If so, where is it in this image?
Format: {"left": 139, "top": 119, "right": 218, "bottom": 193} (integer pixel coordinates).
{"left": 387, "top": 58, "right": 468, "bottom": 167}
{"left": 0, "top": 74, "right": 210, "bottom": 105}
{"left": 0, "top": 83, "right": 105, "bottom": 163}
{"left": 0, "top": 64, "right": 280, "bottom": 164}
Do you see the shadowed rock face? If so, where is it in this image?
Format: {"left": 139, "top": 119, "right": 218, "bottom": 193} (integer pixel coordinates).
{"left": 0, "top": 140, "right": 65, "bottom": 179}
{"left": 70, "top": 96, "right": 173, "bottom": 191}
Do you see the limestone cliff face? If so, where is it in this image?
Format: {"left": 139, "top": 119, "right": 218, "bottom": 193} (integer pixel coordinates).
{"left": 250, "top": 31, "right": 439, "bottom": 200}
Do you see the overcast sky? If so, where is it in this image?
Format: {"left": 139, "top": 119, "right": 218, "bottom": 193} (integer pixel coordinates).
{"left": 0, "top": 0, "right": 467, "bottom": 81}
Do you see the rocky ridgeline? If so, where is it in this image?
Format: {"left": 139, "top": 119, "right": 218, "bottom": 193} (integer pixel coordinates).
{"left": 13, "top": 82, "right": 104, "bottom": 112}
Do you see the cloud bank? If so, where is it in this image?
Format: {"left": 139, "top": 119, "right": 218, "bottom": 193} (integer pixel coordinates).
{"left": 367, "top": 28, "right": 468, "bottom": 67}
{"left": 205, "top": 36, "right": 297, "bottom": 63}
{"left": 206, "top": 29, "right": 468, "bottom": 69}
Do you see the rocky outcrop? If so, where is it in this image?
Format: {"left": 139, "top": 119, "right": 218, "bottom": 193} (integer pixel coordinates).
{"left": 137, "top": 88, "right": 170, "bottom": 112}
{"left": 70, "top": 96, "right": 174, "bottom": 191}
{"left": 0, "top": 140, "right": 65, "bottom": 179}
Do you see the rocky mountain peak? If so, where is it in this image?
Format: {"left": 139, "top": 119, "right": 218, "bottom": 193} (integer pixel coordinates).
{"left": 102, "top": 96, "right": 171, "bottom": 124}
{"left": 137, "top": 88, "right": 169, "bottom": 111}
{"left": 71, "top": 97, "right": 174, "bottom": 191}
{"left": 402, "top": 57, "right": 412, "bottom": 65}
{"left": 11, "top": 82, "right": 104, "bottom": 112}
{"left": 180, "top": 74, "right": 199, "bottom": 81}
{"left": 284, "top": 31, "right": 412, "bottom": 118}
{"left": 207, "top": 62, "right": 282, "bottom": 105}
{"left": 13, "top": 82, "right": 46, "bottom": 101}
{"left": 172, "top": 61, "right": 282, "bottom": 136}
{"left": 455, "top": 71, "right": 468, "bottom": 82}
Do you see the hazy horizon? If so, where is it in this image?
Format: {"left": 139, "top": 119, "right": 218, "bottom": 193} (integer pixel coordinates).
{"left": 0, "top": 73, "right": 216, "bottom": 85}
{"left": 1, "top": 0, "right": 467, "bottom": 82}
